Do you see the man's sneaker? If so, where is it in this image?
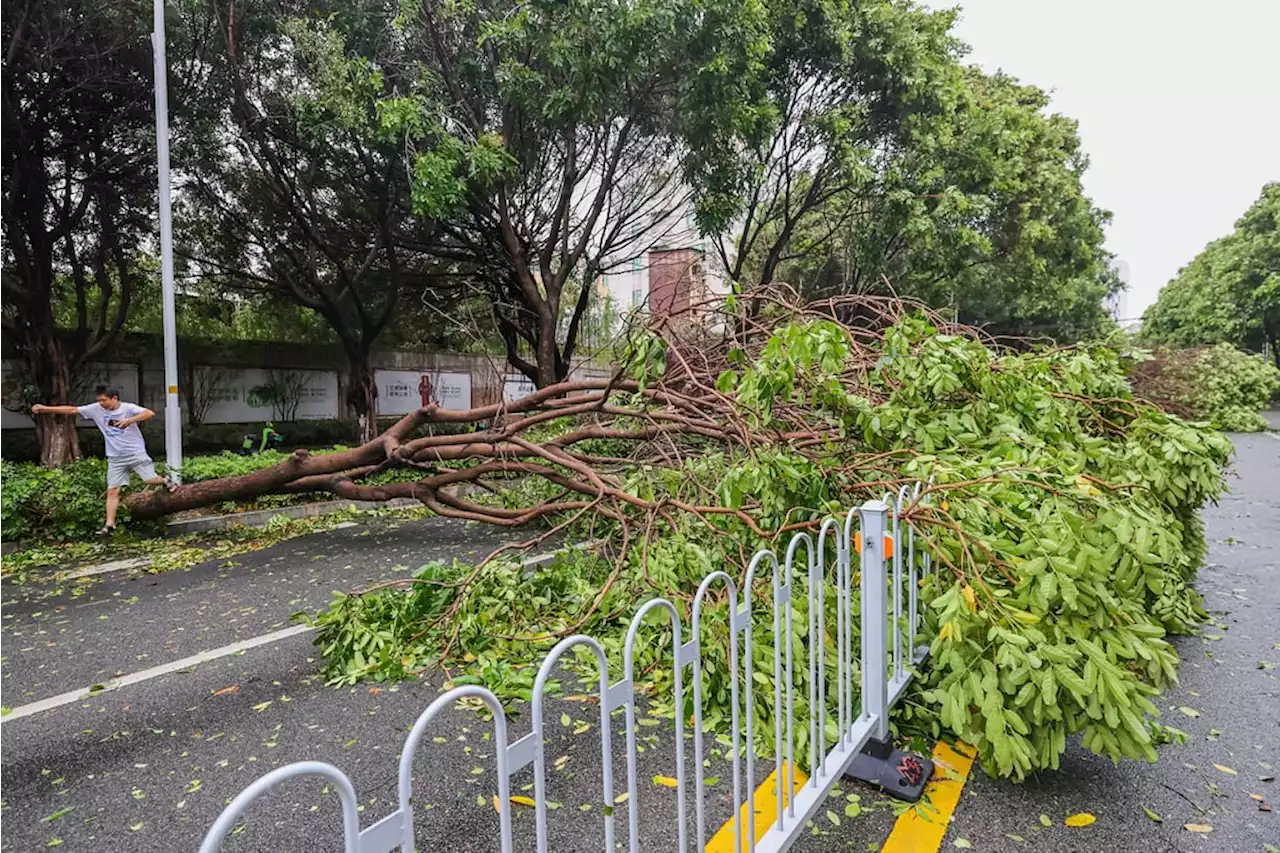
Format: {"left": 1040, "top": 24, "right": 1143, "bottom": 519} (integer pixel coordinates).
{"left": 94, "top": 525, "right": 118, "bottom": 537}
{"left": 164, "top": 475, "right": 179, "bottom": 493}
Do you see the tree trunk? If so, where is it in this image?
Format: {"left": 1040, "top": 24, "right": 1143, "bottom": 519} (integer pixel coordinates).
{"left": 37, "top": 416, "right": 82, "bottom": 467}
{"left": 30, "top": 342, "right": 83, "bottom": 467}
{"left": 346, "top": 358, "right": 379, "bottom": 444}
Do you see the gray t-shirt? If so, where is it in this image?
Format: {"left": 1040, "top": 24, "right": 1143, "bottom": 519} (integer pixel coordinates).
{"left": 77, "top": 402, "right": 149, "bottom": 458}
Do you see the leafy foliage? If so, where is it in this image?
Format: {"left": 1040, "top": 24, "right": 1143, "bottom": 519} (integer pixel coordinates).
{"left": 307, "top": 315, "right": 1231, "bottom": 779}
{"left": 1132, "top": 344, "right": 1280, "bottom": 432}
{"left": 1142, "top": 183, "right": 1280, "bottom": 365}
{"left": 1, "top": 448, "right": 425, "bottom": 541}
{"left": 776, "top": 69, "right": 1119, "bottom": 341}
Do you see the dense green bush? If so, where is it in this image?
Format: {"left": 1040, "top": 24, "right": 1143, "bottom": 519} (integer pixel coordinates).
{"left": 1, "top": 447, "right": 426, "bottom": 542}
{"left": 1, "top": 458, "right": 122, "bottom": 541}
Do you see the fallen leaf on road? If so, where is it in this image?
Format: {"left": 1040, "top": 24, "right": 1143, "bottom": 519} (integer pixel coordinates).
{"left": 1004, "top": 834, "right": 1025, "bottom": 843}
{"left": 953, "top": 839, "right": 972, "bottom": 849}
{"left": 1183, "top": 823, "right": 1213, "bottom": 833}
{"left": 1249, "top": 793, "right": 1265, "bottom": 801}
{"left": 614, "top": 792, "right": 629, "bottom": 804}
{"left": 1143, "top": 807, "right": 1162, "bottom": 823}
{"left": 1038, "top": 814, "right": 1052, "bottom": 827}
{"left": 1263, "top": 844, "right": 1279, "bottom": 853}
{"left": 212, "top": 685, "right": 239, "bottom": 696}
{"left": 511, "top": 796, "right": 537, "bottom": 807}
{"left": 251, "top": 701, "right": 272, "bottom": 712}
{"left": 1213, "top": 763, "right": 1237, "bottom": 776}
{"left": 1259, "top": 800, "right": 1273, "bottom": 812}
{"left": 563, "top": 694, "right": 596, "bottom": 703}
{"left": 652, "top": 775, "right": 679, "bottom": 788}
{"left": 1064, "top": 813, "right": 1095, "bottom": 827}
{"left": 1178, "top": 707, "right": 1200, "bottom": 718}
{"left": 368, "top": 687, "right": 382, "bottom": 695}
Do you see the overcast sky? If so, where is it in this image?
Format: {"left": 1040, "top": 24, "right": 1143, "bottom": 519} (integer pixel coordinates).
{"left": 942, "top": 0, "right": 1279, "bottom": 319}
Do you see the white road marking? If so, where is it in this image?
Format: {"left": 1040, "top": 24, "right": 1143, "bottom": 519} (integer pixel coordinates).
{"left": 0, "top": 624, "right": 315, "bottom": 725}
{"left": 0, "top": 543, "right": 595, "bottom": 725}
{"left": 1264, "top": 431, "right": 1280, "bottom": 442}
{"left": 59, "top": 556, "right": 151, "bottom": 581}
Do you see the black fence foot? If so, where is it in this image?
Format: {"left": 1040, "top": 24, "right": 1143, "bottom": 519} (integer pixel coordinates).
{"left": 845, "top": 736, "right": 934, "bottom": 803}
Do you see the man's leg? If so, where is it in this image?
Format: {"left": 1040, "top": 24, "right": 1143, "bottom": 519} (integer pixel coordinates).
{"left": 106, "top": 487, "right": 121, "bottom": 527}
{"left": 136, "top": 459, "right": 177, "bottom": 492}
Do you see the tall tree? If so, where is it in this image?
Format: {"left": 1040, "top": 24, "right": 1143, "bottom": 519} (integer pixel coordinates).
{"left": 1142, "top": 183, "right": 1279, "bottom": 365}
{"left": 383, "top": 0, "right": 768, "bottom": 387}
{"left": 184, "top": 0, "right": 448, "bottom": 440}
{"left": 774, "top": 68, "right": 1118, "bottom": 340}
{"left": 2, "top": 0, "right": 157, "bottom": 465}
{"left": 683, "top": 0, "right": 960, "bottom": 305}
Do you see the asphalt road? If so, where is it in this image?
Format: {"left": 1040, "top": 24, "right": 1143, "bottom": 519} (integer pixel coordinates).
{"left": 2, "top": 427, "right": 1276, "bottom": 853}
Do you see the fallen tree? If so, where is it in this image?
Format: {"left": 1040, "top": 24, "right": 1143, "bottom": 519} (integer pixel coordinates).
{"left": 1130, "top": 343, "right": 1280, "bottom": 432}
{"left": 130, "top": 290, "right": 1233, "bottom": 780}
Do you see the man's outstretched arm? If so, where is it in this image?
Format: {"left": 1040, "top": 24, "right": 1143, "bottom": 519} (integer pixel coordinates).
{"left": 31, "top": 404, "right": 81, "bottom": 416}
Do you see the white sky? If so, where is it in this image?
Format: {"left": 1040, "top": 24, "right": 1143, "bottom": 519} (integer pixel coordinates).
{"left": 942, "top": 0, "right": 1280, "bottom": 319}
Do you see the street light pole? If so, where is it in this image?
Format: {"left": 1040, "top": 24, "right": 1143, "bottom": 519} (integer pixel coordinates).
{"left": 151, "top": 0, "right": 183, "bottom": 480}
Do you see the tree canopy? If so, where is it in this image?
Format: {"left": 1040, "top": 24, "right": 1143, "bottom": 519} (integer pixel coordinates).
{"left": 2, "top": 0, "right": 160, "bottom": 463}
{"left": 767, "top": 67, "right": 1119, "bottom": 341}
{"left": 3, "top": 0, "right": 1135, "bottom": 464}
{"left": 1142, "top": 183, "right": 1279, "bottom": 365}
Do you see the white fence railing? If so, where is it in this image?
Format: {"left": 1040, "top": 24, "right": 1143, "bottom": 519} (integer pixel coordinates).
{"left": 198, "top": 488, "right": 935, "bottom": 853}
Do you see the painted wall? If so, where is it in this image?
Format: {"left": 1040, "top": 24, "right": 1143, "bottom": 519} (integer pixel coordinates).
{"left": 195, "top": 367, "right": 340, "bottom": 423}
{"left": 1, "top": 360, "right": 141, "bottom": 429}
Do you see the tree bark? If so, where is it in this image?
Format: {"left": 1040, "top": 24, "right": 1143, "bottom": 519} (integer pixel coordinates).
{"left": 30, "top": 339, "right": 83, "bottom": 466}
{"left": 345, "top": 355, "right": 379, "bottom": 444}
{"left": 36, "top": 416, "right": 81, "bottom": 467}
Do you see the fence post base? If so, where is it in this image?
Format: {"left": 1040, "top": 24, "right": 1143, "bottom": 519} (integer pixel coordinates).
{"left": 844, "top": 736, "right": 934, "bottom": 803}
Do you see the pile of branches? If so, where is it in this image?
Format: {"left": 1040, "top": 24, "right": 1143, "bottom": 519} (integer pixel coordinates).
{"left": 125, "top": 290, "right": 963, "bottom": 541}
{"left": 128, "top": 289, "right": 1235, "bottom": 782}
{"left": 1129, "top": 342, "right": 1280, "bottom": 431}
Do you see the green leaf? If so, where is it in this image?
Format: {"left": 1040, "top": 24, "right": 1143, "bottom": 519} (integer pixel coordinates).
{"left": 1143, "top": 808, "right": 1162, "bottom": 823}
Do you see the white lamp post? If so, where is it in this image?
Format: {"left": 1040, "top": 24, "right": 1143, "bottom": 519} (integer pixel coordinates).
{"left": 151, "top": 0, "right": 183, "bottom": 480}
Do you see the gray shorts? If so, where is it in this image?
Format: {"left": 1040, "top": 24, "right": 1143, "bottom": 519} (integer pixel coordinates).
{"left": 107, "top": 454, "right": 158, "bottom": 488}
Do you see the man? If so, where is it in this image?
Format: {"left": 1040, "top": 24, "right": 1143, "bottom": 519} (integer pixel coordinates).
{"left": 31, "top": 386, "right": 177, "bottom": 535}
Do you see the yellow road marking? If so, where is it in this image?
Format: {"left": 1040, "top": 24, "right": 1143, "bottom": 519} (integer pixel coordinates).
{"left": 705, "top": 763, "right": 808, "bottom": 853}
{"left": 881, "top": 741, "right": 977, "bottom": 853}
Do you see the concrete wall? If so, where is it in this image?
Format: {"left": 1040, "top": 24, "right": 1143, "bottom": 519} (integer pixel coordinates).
{"left": 1, "top": 333, "right": 611, "bottom": 428}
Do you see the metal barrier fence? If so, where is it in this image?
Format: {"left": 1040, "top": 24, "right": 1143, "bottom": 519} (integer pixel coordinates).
{"left": 198, "top": 489, "right": 936, "bottom": 853}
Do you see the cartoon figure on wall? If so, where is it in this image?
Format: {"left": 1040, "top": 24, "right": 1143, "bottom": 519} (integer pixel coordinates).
{"left": 418, "top": 374, "right": 434, "bottom": 407}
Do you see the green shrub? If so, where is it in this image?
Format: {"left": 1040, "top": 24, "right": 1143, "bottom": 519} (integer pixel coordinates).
{"left": 1, "top": 459, "right": 118, "bottom": 541}
{"left": 1, "top": 445, "right": 431, "bottom": 543}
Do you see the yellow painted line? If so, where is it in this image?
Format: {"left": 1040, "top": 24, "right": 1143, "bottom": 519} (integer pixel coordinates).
{"left": 881, "top": 741, "right": 977, "bottom": 853}
{"left": 705, "top": 763, "right": 808, "bottom": 853}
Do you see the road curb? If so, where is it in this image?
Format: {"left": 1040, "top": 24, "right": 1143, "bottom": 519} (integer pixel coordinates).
{"left": 165, "top": 496, "right": 424, "bottom": 535}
